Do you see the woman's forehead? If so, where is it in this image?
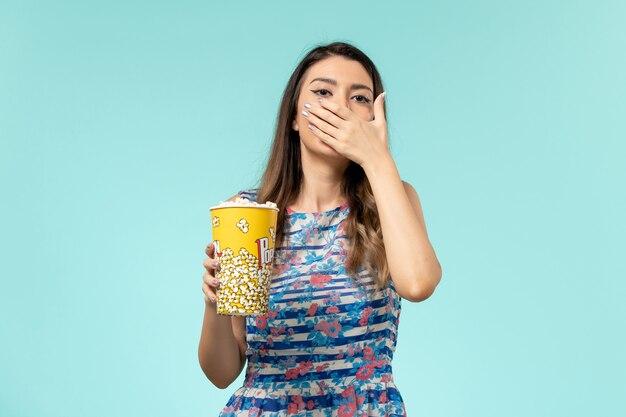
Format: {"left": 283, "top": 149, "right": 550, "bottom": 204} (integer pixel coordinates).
{"left": 304, "top": 57, "right": 372, "bottom": 88}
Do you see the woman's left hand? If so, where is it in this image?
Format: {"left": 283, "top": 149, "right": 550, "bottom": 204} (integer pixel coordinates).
{"left": 303, "top": 92, "right": 390, "bottom": 169}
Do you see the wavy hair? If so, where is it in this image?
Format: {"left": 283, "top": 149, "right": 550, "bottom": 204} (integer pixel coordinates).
{"left": 253, "top": 41, "right": 390, "bottom": 290}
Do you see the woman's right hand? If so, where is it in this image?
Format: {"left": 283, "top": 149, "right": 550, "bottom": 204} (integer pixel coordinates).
{"left": 202, "top": 241, "right": 221, "bottom": 304}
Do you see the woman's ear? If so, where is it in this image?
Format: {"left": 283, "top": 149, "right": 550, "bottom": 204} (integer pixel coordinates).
{"left": 291, "top": 118, "right": 299, "bottom": 131}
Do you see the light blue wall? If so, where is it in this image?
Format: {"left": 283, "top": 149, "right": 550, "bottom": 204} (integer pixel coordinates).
{"left": 1, "top": 1, "right": 624, "bottom": 416}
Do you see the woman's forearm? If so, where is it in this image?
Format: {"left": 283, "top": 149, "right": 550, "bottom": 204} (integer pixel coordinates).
{"left": 362, "top": 153, "right": 442, "bottom": 301}
{"left": 197, "top": 303, "right": 244, "bottom": 388}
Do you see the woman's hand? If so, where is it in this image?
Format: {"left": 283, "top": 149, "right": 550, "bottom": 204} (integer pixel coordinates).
{"left": 201, "top": 242, "right": 221, "bottom": 304}
{"left": 302, "top": 92, "right": 390, "bottom": 169}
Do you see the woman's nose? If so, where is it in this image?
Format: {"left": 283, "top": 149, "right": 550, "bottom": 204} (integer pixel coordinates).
{"left": 330, "top": 94, "right": 351, "bottom": 111}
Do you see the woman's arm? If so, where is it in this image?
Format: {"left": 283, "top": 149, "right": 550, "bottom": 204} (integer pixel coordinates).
{"left": 362, "top": 154, "right": 442, "bottom": 302}
{"left": 302, "top": 95, "right": 441, "bottom": 301}
{"left": 198, "top": 302, "right": 246, "bottom": 388}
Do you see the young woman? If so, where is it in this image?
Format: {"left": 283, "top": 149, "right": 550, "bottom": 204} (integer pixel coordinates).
{"left": 198, "top": 41, "right": 442, "bottom": 416}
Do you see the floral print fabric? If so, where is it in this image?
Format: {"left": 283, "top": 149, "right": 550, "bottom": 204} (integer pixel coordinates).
{"left": 218, "top": 188, "right": 406, "bottom": 417}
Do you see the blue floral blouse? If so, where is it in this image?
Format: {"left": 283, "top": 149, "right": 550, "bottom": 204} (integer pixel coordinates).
{"left": 218, "top": 188, "right": 406, "bottom": 417}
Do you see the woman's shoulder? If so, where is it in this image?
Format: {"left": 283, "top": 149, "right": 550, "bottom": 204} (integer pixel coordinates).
{"left": 236, "top": 187, "right": 259, "bottom": 202}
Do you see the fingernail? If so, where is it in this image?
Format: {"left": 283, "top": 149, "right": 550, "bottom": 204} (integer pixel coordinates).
{"left": 302, "top": 110, "right": 309, "bottom": 117}
{"left": 317, "top": 98, "right": 322, "bottom": 103}
{"left": 212, "top": 279, "right": 219, "bottom": 286}
{"left": 210, "top": 295, "right": 216, "bottom": 302}
{"left": 304, "top": 103, "right": 311, "bottom": 109}
{"left": 212, "top": 261, "right": 219, "bottom": 268}
{"left": 382, "top": 91, "right": 386, "bottom": 102}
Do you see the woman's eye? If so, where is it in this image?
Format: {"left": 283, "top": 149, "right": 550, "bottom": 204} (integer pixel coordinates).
{"left": 312, "top": 89, "right": 330, "bottom": 96}
{"left": 311, "top": 89, "right": 371, "bottom": 103}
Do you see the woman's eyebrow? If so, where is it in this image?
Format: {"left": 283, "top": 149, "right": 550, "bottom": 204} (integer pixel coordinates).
{"left": 309, "top": 77, "right": 373, "bottom": 93}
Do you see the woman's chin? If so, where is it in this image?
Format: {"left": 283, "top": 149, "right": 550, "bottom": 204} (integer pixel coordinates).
{"left": 313, "top": 139, "right": 339, "bottom": 154}
{"left": 301, "top": 136, "right": 347, "bottom": 161}
{"left": 319, "top": 143, "right": 346, "bottom": 159}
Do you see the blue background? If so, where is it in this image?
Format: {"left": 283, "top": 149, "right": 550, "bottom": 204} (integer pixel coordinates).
{"left": 1, "top": 1, "right": 625, "bottom": 416}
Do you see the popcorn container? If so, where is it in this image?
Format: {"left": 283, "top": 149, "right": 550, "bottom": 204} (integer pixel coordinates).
{"left": 209, "top": 200, "right": 279, "bottom": 315}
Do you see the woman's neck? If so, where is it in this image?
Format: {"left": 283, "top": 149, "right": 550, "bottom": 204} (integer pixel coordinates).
{"left": 290, "top": 150, "right": 350, "bottom": 212}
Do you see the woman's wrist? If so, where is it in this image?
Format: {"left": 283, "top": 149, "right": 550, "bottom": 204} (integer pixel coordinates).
{"left": 361, "top": 151, "right": 395, "bottom": 178}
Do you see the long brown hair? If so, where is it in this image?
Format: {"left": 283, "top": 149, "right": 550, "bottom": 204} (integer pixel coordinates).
{"left": 254, "top": 41, "right": 390, "bottom": 290}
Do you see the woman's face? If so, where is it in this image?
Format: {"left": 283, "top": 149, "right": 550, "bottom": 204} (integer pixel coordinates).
{"left": 292, "top": 56, "right": 375, "bottom": 159}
